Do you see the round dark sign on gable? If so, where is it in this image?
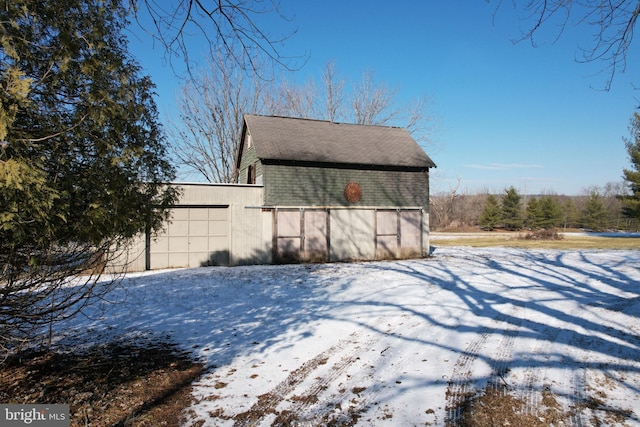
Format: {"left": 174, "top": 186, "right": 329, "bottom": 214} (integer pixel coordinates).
{"left": 344, "top": 182, "right": 362, "bottom": 203}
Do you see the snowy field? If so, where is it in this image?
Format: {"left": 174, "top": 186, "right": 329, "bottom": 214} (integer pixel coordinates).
{"left": 56, "top": 246, "right": 640, "bottom": 426}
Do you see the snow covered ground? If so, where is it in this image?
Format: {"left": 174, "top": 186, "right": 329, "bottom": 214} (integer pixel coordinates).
{"left": 55, "top": 246, "right": 640, "bottom": 426}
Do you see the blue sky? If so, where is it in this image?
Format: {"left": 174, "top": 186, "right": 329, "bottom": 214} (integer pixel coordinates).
{"left": 128, "top": 1, "right": 639, "bottom": 195}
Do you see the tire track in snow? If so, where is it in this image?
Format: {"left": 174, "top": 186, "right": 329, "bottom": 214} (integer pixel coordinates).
{"left": 530, "top": 307, "right": 588, "bottom": 426}
{"left": 486, "top": 328, "right": 518, "bottom": 390}
{"left": 560, "top": 327, "right": 593, "bottom": 427}
{"left": 517, "top": 323, "right": 562, "bottom": 416}
{"left": 445, "top": 329, "right": 492, "bottom": 424}
{"left": 230, "top": 331, "right": 378, "bottom": 427}
{"left": 270, "top": 315, "right": 430, "bottom": 426}
{"left": 231, "top": 341, "right": 345, "bottom": 427}
{"left": 516, "top": 321, "right": 586, "bottom": 426}
{"left": 302, "top": 320, "right": 426, "bottom": 426}
{"left": 271, "top": 336, "right": 378, "bottom": 426}
{"left": 445, "top": 300, "right": 525, "bottom": 425}
{"left": 566, "top": 368, "right": 587, "bottom": 427}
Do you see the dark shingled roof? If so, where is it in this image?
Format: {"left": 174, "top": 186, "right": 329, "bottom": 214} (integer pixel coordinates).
{"left": 243, "top": 115, "right": 436, "bottom": 169}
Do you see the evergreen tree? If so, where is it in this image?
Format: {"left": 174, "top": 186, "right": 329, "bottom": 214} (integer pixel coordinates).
{"left": 525, "top": 197, "right": 541, "bottom": 228}
{"left": 621, "top": 112, "right": 640, "bottom": 221}
{"left": 581, "top": 192, "right": 608, "bottom": 231}
{"left": 479, "top": 194, "right": 501, "bottom": 230}
{"left": 0, "top": 0, "right": 178, "bottom": 350}
{"left": 538, "top": 196, "right": 563, "bottom": 229}
{"left": 501, "top": 187, "right": 524, "bottom": 230}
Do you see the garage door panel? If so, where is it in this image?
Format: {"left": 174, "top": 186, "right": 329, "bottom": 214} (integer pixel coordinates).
{"left": 169, "top": 220, "right": 189, "bottom": 236}
{"left": 209, "top": 221, "right": 228, "bottom": 236}
{"left": 278, "top": 237, "right": 300, "bottom": 261}
{"left": 171, "top": 209, "right": 189, "bottom": 221}
{"left": 189, "top": 220, "right": 209, "bottom": 236}
{"left": 189, "top": 252, "right": 210, "bottom": 267}
{"left": 401, "top": 232, "right": 421, "bottom": 249}
{"left": 189, "top": 209, "right": 209, "bottom": 221}
{"left": 168, "top": 236, "right": 188, "bottom": 252}
{"left": 400, "top": 211, "right": 421, "bottom": 230}
{"left": 170, "top": 252, "right": 189, "bottom": 268}
{"left": 305, "top": 211, "right": 326, "bottom": 235}
{"left": 149, "top": 253, "right": 169, "bottom": 270}
{"left": 303, "top": 210, "right": 328, "bottom": 262}
{"left": 375, "top": 210, "right": 422, "bottom": 259}
{"left": 209, "top": 209, "right": 228, "bottom": 221}
{"left": 154, "top": 252, "right": 188, "bottom": 269}
{"left": 400, "top": 211, "right": 421, "bottom": 251}
{"left": 151, "top": 236, "right": 169, "bottom": 251}
{"left": 189, "top": 236, "right": 208, "bottom": 252}
{"left": 376, "top": 235, "right": 398, "bottom": 258}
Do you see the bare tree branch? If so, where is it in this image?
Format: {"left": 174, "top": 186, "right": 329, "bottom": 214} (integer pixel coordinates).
{"left": 322, "top": 60, "right": 345, "bottom": 122}
{"left": 170, "top": 49, "right": 269, "bottom": 182}
{"left": 133, "top": 0, "right": 305, "bottom": 79}
{"left": 490, "top": 0, "right": 640, "bottom": 89}
{"left": 351, "top": 70, "right": 399, "bottom": 126}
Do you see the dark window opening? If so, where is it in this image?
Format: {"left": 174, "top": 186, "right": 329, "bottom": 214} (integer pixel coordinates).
{"left": 247, "top": 164, "right": 256, "bottom": 184}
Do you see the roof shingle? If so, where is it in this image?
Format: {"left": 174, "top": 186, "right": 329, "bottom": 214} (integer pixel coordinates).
{"left": 243, "top": 115, "right": 436, "bottom": 168}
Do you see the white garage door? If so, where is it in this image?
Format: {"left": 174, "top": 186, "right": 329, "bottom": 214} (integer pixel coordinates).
{"left": 149, "top": 206, "right": 229, "bottom": 269}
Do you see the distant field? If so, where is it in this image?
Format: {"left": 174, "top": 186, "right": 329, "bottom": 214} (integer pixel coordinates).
{"left": 430, "top": 231, "right": 640, "bottom": 250}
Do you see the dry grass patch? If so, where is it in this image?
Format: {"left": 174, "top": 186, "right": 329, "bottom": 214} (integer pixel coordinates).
{"left": 456, "top": 386, "right": 571, "bottom": 427}
{"left": 432, "top": 233, "right": 640, "bottom": 250}
{"left": 453, "top": 384, "right": 635, "bottom": 427}
{"left": 0, "top": 341, "right": 204, "bottom": 426}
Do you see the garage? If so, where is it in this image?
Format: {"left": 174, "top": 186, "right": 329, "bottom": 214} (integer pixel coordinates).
{"left": 148, "top": 205, "right": 230, "bottom": 269}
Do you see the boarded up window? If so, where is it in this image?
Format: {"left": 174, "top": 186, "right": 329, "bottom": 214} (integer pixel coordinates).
{"left": 376, "top": 209, "right": 422, "bottom": 259}
{"left": 304, "top": 210, "right": 328, "bottom": 262}
{"left": 275, "top": 209, "right": 329, "bottom": 263}
{"left": 276, "top": 209, "right": 301, "bottom": 263}
{"left": 376, "top": 210, "right": 399, "bottom": 259}
{"left": 399, "top": 210, "right": 422, "bottom": 258}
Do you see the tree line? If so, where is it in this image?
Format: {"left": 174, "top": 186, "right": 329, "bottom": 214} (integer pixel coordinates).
{"left": 431, "top": 110, "right": 640, "bottom": 233}
{"left": 430, "top": 183, "right": 639, "bottom": 232}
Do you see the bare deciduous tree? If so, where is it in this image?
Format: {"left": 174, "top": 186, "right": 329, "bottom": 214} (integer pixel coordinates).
{"left": 171, "top": 52, "right": 269, "bottom": 183}
{"left": 351, "top": 71, "right": 399, "bottom": 126}
{"left": 429, "top": 178, "right": 462, "bottom": 229}
{"left": 270, "top": 77, "right": 319, "bottom": 118}
{"left": 322, "top": 60, "right": 345, "bottom": 122}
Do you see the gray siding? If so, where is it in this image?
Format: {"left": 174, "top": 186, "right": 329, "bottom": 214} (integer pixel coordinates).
{"left": 263, "top": 164, "right": 430, "bottom": 209}
{"left": 238, "top": 134, "right": 263, "bottom": 184}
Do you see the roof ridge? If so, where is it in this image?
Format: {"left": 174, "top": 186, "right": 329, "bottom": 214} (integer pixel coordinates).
{"left": 244, "top": 113, "right": 405, "bottom": 130}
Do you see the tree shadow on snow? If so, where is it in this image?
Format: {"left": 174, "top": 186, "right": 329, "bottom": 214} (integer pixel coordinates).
{"left": 46, "top": 246, "right": 640, "bottom": 425}
{"left": 355, "top": 246, "right": 640, "bottom": 423}
{"left": 51, "top": 261, "right": 337, "bottom": 372}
